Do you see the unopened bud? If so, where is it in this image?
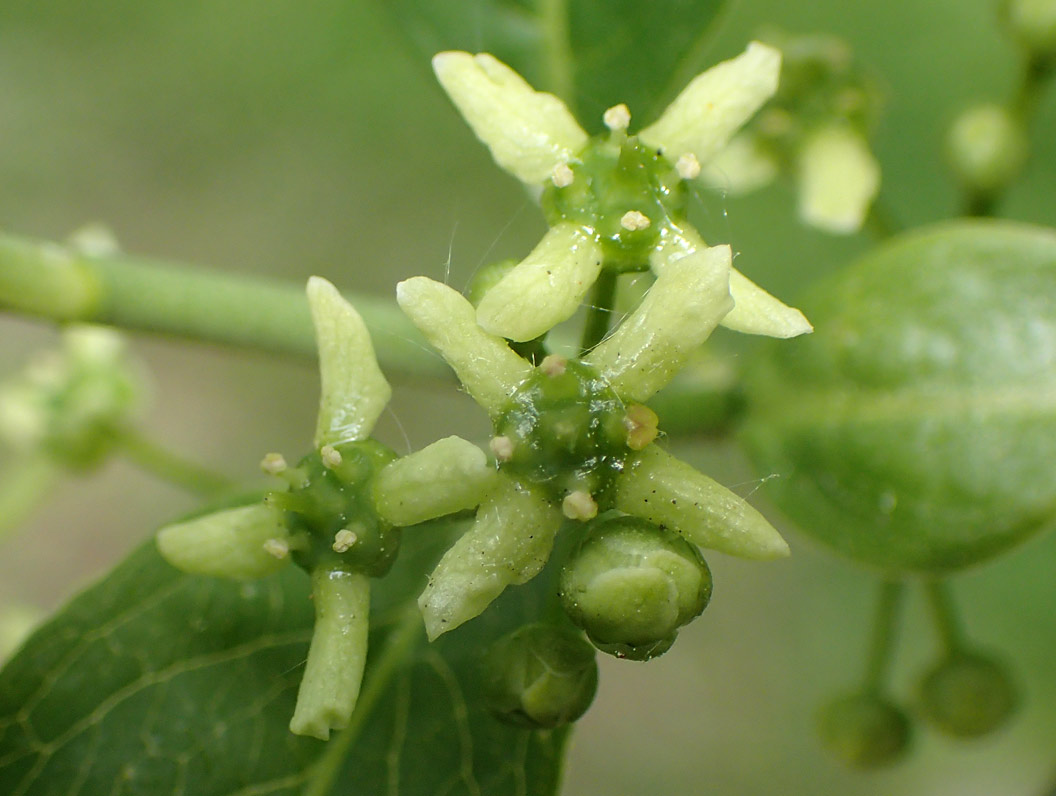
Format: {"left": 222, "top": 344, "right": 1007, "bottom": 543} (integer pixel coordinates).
{"left": 818, "top": 692, "right": 911, "bottom": 768}
{"left": 559, "top": 516, "right": 711, "bottom": 660}
{"left": 917, "top": 651, "right": 1018, "bottom": 738}
{"left": 946, "top": 103, "right": 1028, "bottom": 195}
{"left": 481, "top": 623, "right": 598, "bottom": 729}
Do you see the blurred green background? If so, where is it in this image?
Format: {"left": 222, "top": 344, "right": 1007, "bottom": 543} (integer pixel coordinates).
{"left": 2, "top": 0, "right": 1055, "bottom": 793}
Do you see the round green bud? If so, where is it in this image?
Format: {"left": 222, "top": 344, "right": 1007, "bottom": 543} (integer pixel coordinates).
{"left": 946, "top": 103, "right": 1028, "bottom": 195}
{"left": 481, "top": 623, "right": 598, "bottom": 729}
{"left": 1002, "top": 0, "right": 1056, "bottom": 60}
{"left": 541, "top": 134, "right": 687, "bottom": 271}
{"left": 917, "top": 651, "right": 1018, "bottom": 738}
{"left": 0, "top": 326, "right": 141, "bottom": 471}
{"left": 495, "top": 359, "right": 630, "bottom": 502}
{"left": 560, "top": 516, "right": 711, "bottom": 661}
{"left": 268, "top": 439, "right": 400, "bottom": 577}
{"left": 818, "top": 692, "right": 911, "bottom": 768}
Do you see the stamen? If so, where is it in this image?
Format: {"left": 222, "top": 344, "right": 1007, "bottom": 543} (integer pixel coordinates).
{"left": 320, "top": 445, "right": 342, "bottom": 468}
{"left": 676, "top": 153, "right": 701, "bottom": 180}
{"left": 620, "top": 210, "right": 651, "bottom": 231}
{"left": 603, "top": 103, "right": 631, "bottom": 132}
{"left": 551, "top": 163, "right": 575, "bottom": 188}
{"left": 562, "top": 490, "right": 599, "bottom": 521}
{"left": 489, "top": 435, "right": 515, "bottom": 462}
{"left": 624, "top": 403, "right": 660, "bottom": 450}
{"left": 263, "top": 538, "right": 290, "bottom": 559}
{"left": 260, "top": 452, "right": 287, "bottom": 475}
{"left": 539, "top": 354, "right": 568, "bottom": 377}
{"left": 332, "top": 529, "right": 358, "bottom": 553}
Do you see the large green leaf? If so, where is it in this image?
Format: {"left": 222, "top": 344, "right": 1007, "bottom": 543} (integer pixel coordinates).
{"left": 0, "top": 521, "right": 569, "bottom": 795}
{"left": 379, "top": 0, "right": 726, "bottom": 130}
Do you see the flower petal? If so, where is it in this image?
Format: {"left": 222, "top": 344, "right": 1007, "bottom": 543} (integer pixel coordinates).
{"left": 651, "top": 225, "right": 812, "bottom": 339}
{"left": 373, "top": 435, "right": 496, "bottom": 526}
{"left": 396, "top": 276, "right": 533, "bottom": 417}
{"left": 289, "top": 569, "right": 370, "bottom": 740}
{"left": 586, "top": 245, "right": 733, "bottom": 402}
{"left": 433, "top": 51, "right": 588, "bottom": 185}
{"left": 418, "top": 475, "right": 562, "bottom": 640}
{"left": 476, "top": 222, "right": 603, "bottom": 341}
{"left": 639, "top": 42, "right": 781, "bottom": 165}
{"left": 308, "top": 276, "right": 391, "bottom": 447}
{"left": 615, "top": 445, "right": 790, "bottom": 560}
{"left": 797, "top": 123, "right": 881, "bottom": 235}
{"left": 156, "top": 503, "right": 290, "bottom": 579}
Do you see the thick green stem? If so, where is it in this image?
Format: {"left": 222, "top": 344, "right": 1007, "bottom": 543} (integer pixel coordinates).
{"left": 579, "top": 268, "right": 618, "bottom": 355}
{"left": 924, "top": 579, "right": 964, "bottom": 655}
{"left": 118, "top": 429, "right": 235, "bottom": 498}
{"left": 303, "top": 601, "right": 423, "bottom": 795}
{"left": 863, "top": 579, "right": 905, "bottom": 691}
{"left": 0, "top": 455, "right": 59, "bottom": 542}
{"left": 0, "top": 232, "right": 446, "bottom": 379}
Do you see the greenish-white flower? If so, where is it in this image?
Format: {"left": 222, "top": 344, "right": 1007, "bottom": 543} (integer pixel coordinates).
{"left": 157, "top": 277, "right": 494, "bottom": 740}
{"left": 434, "top": 45, "right": 811, "bottom": 342}
{"left": 397, "top": 244, "right": 790, "bottom": 642}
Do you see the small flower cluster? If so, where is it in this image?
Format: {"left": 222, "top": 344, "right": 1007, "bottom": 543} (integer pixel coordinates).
{"left": 157, "top": 43, "right": 812, "bottom": 740}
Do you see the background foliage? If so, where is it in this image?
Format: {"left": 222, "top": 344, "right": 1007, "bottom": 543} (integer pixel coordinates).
{"left": 1, "top": 0, "right": 1055, "bottom": 793}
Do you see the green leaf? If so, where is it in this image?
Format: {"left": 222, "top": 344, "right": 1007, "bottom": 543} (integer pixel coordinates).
{"left": 741, "top": 220, "right": 1056, "bottom": 573}
{"left": 0, "top": 519, "right": 569, "bottom": 794}
{"left": 379, "top": 0, "right": 725, "bottom": 130}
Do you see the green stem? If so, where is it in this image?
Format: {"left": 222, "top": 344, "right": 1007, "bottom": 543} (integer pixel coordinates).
{"left": 579, "top": 269, "right": 617, "bottom": 355}
{"left": 924, "top": 579, "right": 964, "bottom": 655}
{"left": 118, "top": 429, "right": 235, "bottom": 498}
{"left": 0, "top": 232, "right": 446, "bottom": 379}
{"left": 0, "top": 455, "right": 59, "bottom": 542}
{"left": 538, "top": 0, "right": 574, "bottom": 106}
{"left": 863, "top": 579, "right": 905, "bottom": 691}
{"left": 303, "top": 601, "right": 423, "bottom": 796}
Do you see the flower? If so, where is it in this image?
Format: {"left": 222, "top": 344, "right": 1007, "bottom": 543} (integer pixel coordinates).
{"left": 157, "top": 277, "right": 495, "bottom": 739}
{"left": 433, "top": 46, "right": 813, "bottom": 342}
{"left": 397, "top": 243, "right": 791, "bottom": 642}
{"left": 699, "top": 32, "right": 883, "bottom": 235}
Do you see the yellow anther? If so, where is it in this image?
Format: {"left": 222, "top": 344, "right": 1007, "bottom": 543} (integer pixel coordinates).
{"left": 624, "top": 403, "right": 660, "bottom": 451}
{"left": 263, "top": 538, "right": 290, "bottom": 559}
{"left": 620, "top": 210, "right": 651, "bottom": 231}
{"left": 320, "top": 445, "right": 343, "bottom": 468}
{"left": 489, "top": 435, "right": 516, "bottom": 462}
{"left": 676, "top": 153, "right": 702, "bottom": 180}
{"left": 603, "top": 103, "right": 631, "bottom": 132}
{"left": 260, "top": 452, "right": 288, "bottom": 475}
{"left": 539, "top": 354, "right": 568, "bottom": 377}
{"left": 562, "top": 490, "right": 599, "bottom": 521}
{"left": 332, "top": 529, "right": 358, "bottom": 553}
{"left": 551, "top": 163, "right": 575, "bottom": 188}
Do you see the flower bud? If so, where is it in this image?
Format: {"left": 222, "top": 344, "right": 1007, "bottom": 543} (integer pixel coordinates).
{"left": 946, "top": 103, "right": 1028, "bottom": 196}
{"left": 0, "top": 325, "right": 141, "bottom": 470}
{"left": 465, "top": 259, "right": 517, "bottom": 307}
{"left": 559, "top": 516, "right": 711, "bottom": 660}
{"left": 917, "top": 651, "right": 1018, "bottom": 738}
{"left": 481, "top": 623, "right": 598, "bottom": 729}
{"left": 1002, "top": 0, "right": 1056, "bottom": 61}
{"left": 818, "top": 692, "right": 911, "bottom": 768}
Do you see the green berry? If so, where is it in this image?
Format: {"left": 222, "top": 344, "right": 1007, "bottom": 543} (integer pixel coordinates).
{"left": 818, "top": 692, "right": 911, "bottom": 768}
{"left": 560, "top": 515, "right": 711, "bottom": 660}
{"left": 481, "top": 623, "right": 599, "bottom": 729}
{"left": 1002, "top": 0, "right": 1056, "bottom": 61}
{"left": 917, "top": 652, "right": 1018, "bottom": 738}
{"left": 742, "top": 221, "right": 1056, "bottom": 572}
